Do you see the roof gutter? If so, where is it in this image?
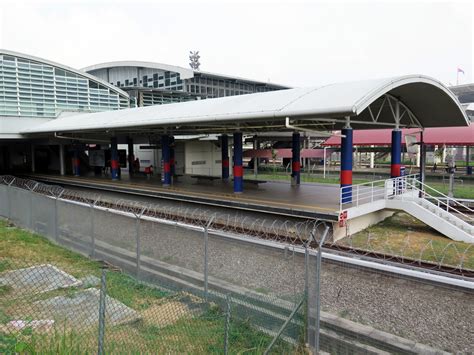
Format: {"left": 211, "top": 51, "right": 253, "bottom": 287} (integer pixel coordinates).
{"left": 54, "top": 132, "right": 110, "bottom": 144}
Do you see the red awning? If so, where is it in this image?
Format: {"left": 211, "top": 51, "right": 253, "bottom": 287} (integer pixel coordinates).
{"left": 323, "top": 125, "right": 474, "bottom": 146}
{"left": 243, "top": 148, "right": 331, "bottom": 159}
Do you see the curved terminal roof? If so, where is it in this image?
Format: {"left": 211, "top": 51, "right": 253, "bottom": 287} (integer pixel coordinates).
{"left": 23, "top": 75, "right": 469, "bottom": 135}
{"left": 83, "top": 60, "right": 195, "bottom": 80}
{"left": 0, "top": 49, "right": 129, "bottom": 98}
{"left": 82, "top": 60, "right": 289, "bottom": 88}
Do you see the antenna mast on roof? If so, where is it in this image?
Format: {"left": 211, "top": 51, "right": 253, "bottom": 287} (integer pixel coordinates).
{"left": 189, "top": 51, "right": 201, "bottom": 71}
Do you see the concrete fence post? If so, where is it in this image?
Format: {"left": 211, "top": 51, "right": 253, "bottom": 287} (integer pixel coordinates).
{"left": 204, "top": 225, "right": 208, "bottom": 300}
{"left": 314, "top": 226, "right": 329, "bottom": 353}
{"left": 97, "top": 268, "right": 107, "bottom": 355}
{"left": 135, "top": 207, "right": 146, "bottom": 276}
{"left": 204, "top": 215, "right": 215, "bottom": 300}
{"left": 224, "top": 294, "right": 231, "bottom": 355}
{"left": 7, "top": 185, "right": 11, "bottom": 220}
{"left": 136, "top": 216, "right": 141, "bottom": 275}
{"left": 90, "top": 202, "right": 96, "bottom": 258}
{"left": 53, "top": 190, "right": 64, "bottom": 242}
{"left": 29, "top": 189, "right": 34, "bottom": 230}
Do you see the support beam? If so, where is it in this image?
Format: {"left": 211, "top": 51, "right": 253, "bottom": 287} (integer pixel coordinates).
{"left": 291, "top": 132, "right": 301, "bottom": 186}
{"left": 253, "top": 136, "right": 258, "bottom": 177}
{"left": 73, "top": 146, "right": 80, "bottom": 177}
{"left": 170, "top": 136, "right": 175, "bottom": 179}
{"left": 221, "top": 134, "right": 229, "bottom": 180}
{"left": 31, "top": 144, "right": 35, "bottom": 173}
{"left": 127, "top": 137, "right": 134, "bottom": 176}
{"left": 419, "top": 131, "right": 425, "bottom": 184}
{"left": 162, "top": 135, "right": 171, "bottom": 186}
{"left": 110, "top": 137, "right": 120, "bottom": 181}
{"left": 233, "top": 132, "right": 243, "bottom": 193}
{"left": 369, "top": 145, "right": 375, "bottom": 169}
{"left": 340, "top": 128, "right": 353, "bottom": 204}
{"left": 466, "top": 146, "right": 472, "bottom": 175}
{"left": 391, "top": 130, "right": 402, "bottom": 178}
{"left": 59, "top": 144, "right": 65, "bottom": 176}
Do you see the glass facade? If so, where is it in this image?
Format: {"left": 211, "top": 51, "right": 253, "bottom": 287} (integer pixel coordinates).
{"left": 0, "top": 54, "right": 129, "bottom": 118}
{"left": 187, "top": 75, "right": 275, "bottom": 99}
{"left": 140, "top": 91, "right": 194, "bottom": 106}
{"left": 87, "top": 64, "right": 288, "bottom": 107}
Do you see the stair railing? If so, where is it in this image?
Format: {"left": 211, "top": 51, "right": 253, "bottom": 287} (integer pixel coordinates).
{"left": 400, "top": 178, "right": 474, "bottom": 225}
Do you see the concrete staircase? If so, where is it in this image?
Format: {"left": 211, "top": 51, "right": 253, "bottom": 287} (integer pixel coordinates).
{"left": 386, "top": 197, "right": 474, "bottom": 243}
{"left": 342, "top": 175, "right": 474, "bottom": 243}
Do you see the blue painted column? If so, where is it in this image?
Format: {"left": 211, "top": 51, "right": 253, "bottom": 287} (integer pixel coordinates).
{"left": 73, "top": 146, "right": 80, "bottom": 177}
{"left": 340, "top": 128, "right": 353, "bottom": 203}
{"left": 291, "top": 132, "right": 301, "bottom": 185}
{"left": 127, "top": 137, "right": 134, "bottom": 176}
{"left": 170, "top": 136, "right": 175, "bottom": 179}
{"left": 162, "top": 135, "right": 171, "bottom": 186}
{"left": 233, "top": 132, "right": 243, "bottom": 193}
{"left": 110, "top": 137, "right": 120, "bottom": 181}
{"left": 221, "top": 134, "right": 229, "bottom": 180}
{"left": 391, "top": 130, "right": 402, "bottom": 178}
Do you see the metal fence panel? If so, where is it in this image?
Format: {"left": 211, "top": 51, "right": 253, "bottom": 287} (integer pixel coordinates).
{"left": 31, "top": 193, "right": 56, "bottom": 241}
{"left": 93, "top": 209, "right": 138, "bottom": 273}
{"left": 139, "top": 219, "right": 205, "bottom": 273}
{"left": 57, "top": 200, "right": 93, "bottom": 256}
{"left": 9, "top": 187, "right": 31, "bottom": 228}
{"left": 208, "top": 233, "right": 306, "bottom": 301}
{"left": 0, "top": 184, "right": 8, "bottom": 217}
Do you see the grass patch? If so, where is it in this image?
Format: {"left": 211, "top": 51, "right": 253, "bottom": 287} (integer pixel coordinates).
{"left": 0, "top": 218, "right": 304, "bottom": 353}
{"left": 245, "top": 172, "right": 369, "bottom": 185}
{"left": 339, "top": 212, "right": 474, "bottom": 270}
{"left": 428, "top": 182, "right": 474, "bottom": 200}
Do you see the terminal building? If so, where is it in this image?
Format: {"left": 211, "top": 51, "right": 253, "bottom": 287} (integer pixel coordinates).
{"left": 83, "top": 61, "right": 289, "bottom": 107}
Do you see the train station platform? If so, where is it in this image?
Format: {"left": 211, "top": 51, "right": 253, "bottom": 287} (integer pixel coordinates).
{"left": 24, "top": 173, "right": 340, "bottom": 221}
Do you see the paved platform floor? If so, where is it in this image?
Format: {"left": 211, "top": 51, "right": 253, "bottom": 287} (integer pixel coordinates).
{"left": 25, "top": 173, "right": 341, "bottom": 219}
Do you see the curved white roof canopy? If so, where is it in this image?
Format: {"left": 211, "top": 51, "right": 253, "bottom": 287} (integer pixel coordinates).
{"left": 23, "top": 75, "right": 469, "bottom": 136}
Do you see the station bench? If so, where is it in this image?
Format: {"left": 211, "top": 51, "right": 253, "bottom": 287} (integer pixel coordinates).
{"left": 190, "top": 175, "right": 221, "bottom": 183}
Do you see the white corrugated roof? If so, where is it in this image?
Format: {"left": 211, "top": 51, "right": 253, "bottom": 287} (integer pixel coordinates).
{"left": 22, "top": 75, "right": 469, "bottom": 135}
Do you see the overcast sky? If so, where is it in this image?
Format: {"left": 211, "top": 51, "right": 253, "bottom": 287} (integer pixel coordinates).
{"left": 0, "top": 0, "right": 472, "bottom": 87}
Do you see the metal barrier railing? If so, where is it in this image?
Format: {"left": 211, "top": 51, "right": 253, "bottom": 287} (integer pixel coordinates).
{"left": 340, "top": 173, "right": 474, "bottom": 226}
{"left": 340, "top": 174, "right": 419, "bottom": 210}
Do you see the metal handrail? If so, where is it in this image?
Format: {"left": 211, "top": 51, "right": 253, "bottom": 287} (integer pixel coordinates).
{"left": 401, "top": 179, "right": 474, "bottom": 224}
{"left": 339, "top": 174, "right": 473, "bottom": 226}
{"left": 413, "top": 179, "right": 474, "bottom": 214}
{"left": 340, "top": 174, "right": 420, "bottom": 209}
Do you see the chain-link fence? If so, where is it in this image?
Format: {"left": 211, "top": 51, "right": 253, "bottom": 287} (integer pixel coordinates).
{"left": 0, "top": 175, "right": 472, "bottom": 354}
{"left": 0, "top": 176, "right": 329, "bottom": 353}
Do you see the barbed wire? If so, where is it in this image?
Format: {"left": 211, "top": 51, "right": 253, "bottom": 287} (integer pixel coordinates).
{"left": 1, "top": 175, "right": 472, "bottom": 275}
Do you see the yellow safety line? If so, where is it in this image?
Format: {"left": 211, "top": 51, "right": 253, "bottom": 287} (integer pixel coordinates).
{"left": 32, "top": 174, "right": 337, "bottom": 213}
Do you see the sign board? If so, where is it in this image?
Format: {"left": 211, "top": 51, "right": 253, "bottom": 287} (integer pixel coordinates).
{"left": 338, "top": 210, "right": 348, "bottom": 227}
{"left": 404, "top": 134, "right": 418, "bottom": 156}
{"left": 89, "top": 150, "right": 105, "bottom": 167}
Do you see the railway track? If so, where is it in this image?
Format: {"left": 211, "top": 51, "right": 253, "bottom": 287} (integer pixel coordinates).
{"left": 44, "top": 192, "right": 474, "bottom": 279}
{"left": 3, "top": 175, "right": 474, "bottom": 280}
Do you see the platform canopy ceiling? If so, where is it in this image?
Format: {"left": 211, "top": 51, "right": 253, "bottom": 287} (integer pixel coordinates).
{"left": 22, "top": 75, "right": 469, "bottom": 137}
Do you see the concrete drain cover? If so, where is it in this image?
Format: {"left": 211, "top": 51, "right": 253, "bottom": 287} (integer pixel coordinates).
{"left": 0, "top": 264, "right": 82, "bottom": 294}
{"left": 33, "top": 288, "right": 140, "bottom": 327}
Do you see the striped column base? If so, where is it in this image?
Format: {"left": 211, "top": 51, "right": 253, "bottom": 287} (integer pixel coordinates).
{"left": 233, "top": 165, "right": 243, "bottom": 193}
